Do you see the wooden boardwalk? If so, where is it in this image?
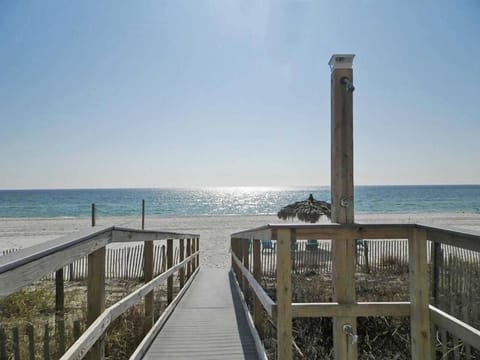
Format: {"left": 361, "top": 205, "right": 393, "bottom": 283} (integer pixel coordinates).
{"left": 143, "top": 268, "right": 261, "bottom": 359}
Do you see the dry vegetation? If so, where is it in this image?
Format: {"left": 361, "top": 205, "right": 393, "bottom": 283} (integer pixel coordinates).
{"left": 0, "top": 279, "right": 171, "bottom": 359}
{"left": 258, "top": 272, "right": 411, "bottom": 360}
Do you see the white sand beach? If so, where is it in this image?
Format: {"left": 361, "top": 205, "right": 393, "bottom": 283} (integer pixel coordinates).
{"left": 1, "top": 213, "right": 479, "bottom": 269}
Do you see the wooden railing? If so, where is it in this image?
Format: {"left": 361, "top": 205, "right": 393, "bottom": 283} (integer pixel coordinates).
{"left": 0, "top": 226, "right": 200, "bottom": 359}
{"left": 231, "top": 223, "right": 480, "bottom": 360}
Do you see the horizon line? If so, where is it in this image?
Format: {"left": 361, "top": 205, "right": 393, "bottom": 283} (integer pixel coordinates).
{"left": 0, "top": 183, "right": 479, "bottom": 191}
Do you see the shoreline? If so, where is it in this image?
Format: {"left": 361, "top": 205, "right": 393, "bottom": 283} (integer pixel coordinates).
{"left": 1, "top": 212, "right": 479, "bottom": 268}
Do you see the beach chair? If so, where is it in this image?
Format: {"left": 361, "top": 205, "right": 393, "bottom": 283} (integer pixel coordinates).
{"left": 262, "top": 239, "right": 276, "bottom": 252}
{"left": 306, "top": 239, "right": 319, "bottom": 251}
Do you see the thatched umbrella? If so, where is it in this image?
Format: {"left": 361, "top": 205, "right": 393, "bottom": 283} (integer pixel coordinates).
{"left": 277, "top": 194, "right": 331, "bottom": 223}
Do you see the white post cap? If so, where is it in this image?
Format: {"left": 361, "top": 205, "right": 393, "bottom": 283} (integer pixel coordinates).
{"left": 328, "top": 54, "right": 355, "bottom": 71}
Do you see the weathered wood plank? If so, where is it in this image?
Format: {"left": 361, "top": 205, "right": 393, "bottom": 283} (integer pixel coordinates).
{"left": 252, "top": 239, "right": 264, "bottom": 332}
{"left": 167, "top": 239, "right": 173, "bottom": 304}
{"left": 421, "top": 224, "right": 480, "bottom": 252}
{"left": 276, "top": 229, "right": 292, "bottom": 360}
{"left": 292, "top": 302, "right": 410, "bottom": 318}
{"left": 430, "top": 305, "right": 480, "bottom": 348}
{"left": 144, "top": 240, "right": 154, "bottom": 334}
{"left": 232, "top": 253, "right": 274, "bottom": 317}
{"left": 111, "top": 228, "right": 199, "bottom": 243}
{"left": 0, "top": 232, "right": 110, "bottom": 297}
{"left": 87, "top": 246, "right": 105, "bottom": 360}
{"left": 179, "top": 239, "right": 185, "bottom": 288}
{"left": 409, "top": 228, "right": 432, "bottom": 360}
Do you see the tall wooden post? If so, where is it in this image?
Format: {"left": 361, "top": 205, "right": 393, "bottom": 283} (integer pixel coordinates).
{"left": 87, "top": 204, "right": 105, "bottom": 360}
{"left": 276, "top": 229, "right": 293, "bottom": 360}
{"left": 142, "top": 199, "right": 155, "bottom": 333}
{"left": 87, "top": 247, "right": 105, "bottom": 359}
{"left": 144, "top": 239, "right": 154, "bottom": 333}
{"left": 329, "top": 54, "right": 358, "bottom": 360}
{"left": 409, "top": 228, "right": 432, "bottom": 359}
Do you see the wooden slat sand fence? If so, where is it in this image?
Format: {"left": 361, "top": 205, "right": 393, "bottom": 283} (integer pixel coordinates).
{"left": 260, "top": 239, "right": 411, "bottom": 277}
{"left": 1, "top": 243, "right": 181, "bottom": 280}
{"left": 0, "top": 319, "right": 83, "bottom": 360}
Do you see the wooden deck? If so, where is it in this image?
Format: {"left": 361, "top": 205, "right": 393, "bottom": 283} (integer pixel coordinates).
{"left": 143, "top": 268, "right": 261, "bottom": 359}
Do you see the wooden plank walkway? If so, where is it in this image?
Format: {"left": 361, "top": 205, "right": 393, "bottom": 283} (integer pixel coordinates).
{"left": 143, "top": 268, "right": 261, "bottom": 359}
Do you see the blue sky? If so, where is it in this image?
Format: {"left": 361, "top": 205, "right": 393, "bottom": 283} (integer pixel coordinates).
{"left": 1, "top": 1, "right": 479, "bottom": 189}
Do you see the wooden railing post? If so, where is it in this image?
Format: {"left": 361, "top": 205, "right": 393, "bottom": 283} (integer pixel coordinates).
{"left": 196, "top": 237, "right": 200, "bottom": 268}
{"left": 186, "top": 238, "right": 191, "bottom": 279}
{"left": 432, "top": 241, "right": 441, "bottom": 306}
{"left": 231, "top": 238, "right": 239, "bottom": 279}
{"left": 242, "top": 239, "right": 250, "bottom": 293}
{"left": 191, "top": 239, "right": 196, "bottom": 272}
{"left": 252, "top": 239, "right": 264, "bottom": 334}
{"left": 329, "top": 53, "right": 358, "bottom": 360}
{"left": 277, "top": 229, "right": 293, "bottom": 360}
{"left": 144, "top": 240, "right": 154, "bottom": 333}
{"left": 87, "top": 246, "right": 105, "bottom": 360}
{"left": 179, "top": 239, "right": 185, "bottom": 288}
{"left": 409, "top": 227, "right": 432, "bottom": 360}
{"left": 167, "top": 239, "right": 173, "bottom": 304}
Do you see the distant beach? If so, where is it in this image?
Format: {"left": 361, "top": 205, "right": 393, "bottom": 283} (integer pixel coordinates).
{"left": 1, "top": 212, "right": 480, "bottom": 269}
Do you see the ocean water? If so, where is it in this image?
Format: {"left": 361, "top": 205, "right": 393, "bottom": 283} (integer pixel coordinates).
{"left": 0, "top": 185, "right": 479, "bottom": 218}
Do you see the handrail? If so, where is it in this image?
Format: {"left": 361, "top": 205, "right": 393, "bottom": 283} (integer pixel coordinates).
{"left": 231, "top": 222, "right": 480, "bottom": 359}
{"left": 232, "top": 223, "right": 480, "bottom": 248}
{"left": 61, "top": 251, "right": 199, "bottom": 360}
{"left": 232, "top": 223, "right": 414, "bottom": 240}
{"left": 429, "top": 305, "right": 480, "bottom": 348}
{"left": 232, "top": 252, "right": 275, "bottom": 317}
{"left": 0, "top": 227, "right": 200, "bottom": 297}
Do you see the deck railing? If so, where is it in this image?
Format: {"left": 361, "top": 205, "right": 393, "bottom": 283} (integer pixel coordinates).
{"left": 231, "top": 223, "right": 480, "bottom": 360}
{"left": 0, "top": 226, "right": 200, "bottom": 359}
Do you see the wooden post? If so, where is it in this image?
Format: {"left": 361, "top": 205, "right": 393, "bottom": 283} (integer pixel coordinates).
{"left": 329, "top": 54, "right": 358, "bottom": 360}
{"left": 409, "top": 228, "right": 432, "bottom": 359}
{"left": 277, "top": 229, "right": 293, "bottom": 360}
{"left": 191, "top": 238, "right": 196, "bottom": 272}
{"left": 141, "top": 199, "right": 145, "bottom": 230}
{"left": 432, "top": 241, "right": 441, "bottom": 306}
{"left": 27, "top": 324, "right": 35, "bottom": 360}
{"left": 91, "top": 203, "right": 96, "bottom": 227}
{"left": 87, "top": 247, "right": 105, "bottom": 359}
{"left": 196, "top": 237, "right": 200, "bottom": 268}
{"left": 55, "top": 268, "right": 64, "bottom": 317}
{"left": 167, "top": 239, "right": 173, "bottom": 304}
{"left": 179, "top": 239, "right": 185, "bottom": 288}
{"left": 242, "top": 240, "right": 250, "bottom": 293}
{"left": 186, "top": 238, "right": 191, "bottom": 279}
{"left": 144, "top": 240, "right": 154, "bottom": 333}
{"left": 87, "top": 205, "right": 105, "bottom": 359}
{"left": 253, "top": 239, "right": 264, "bottom": 333}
